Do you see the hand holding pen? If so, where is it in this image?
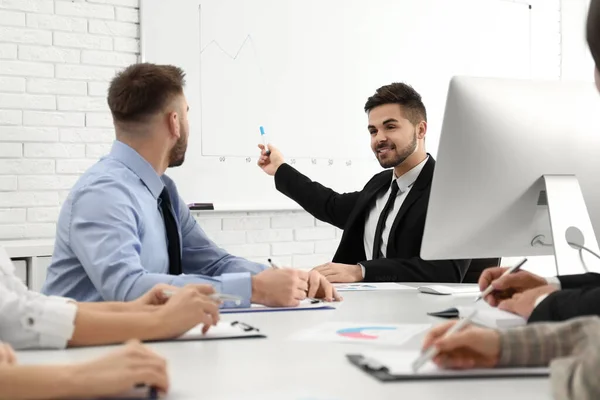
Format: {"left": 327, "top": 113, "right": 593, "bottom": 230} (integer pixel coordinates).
{"left": 416, "top": 311, "right": 502, "bottom": 372}
{"left": 475, "top": 258, "right": 529, "bottom": 304}
{"left": 257, "top": 128, "right": 285, "bottom": 176}
{"left": 412, "top": 310, "right": 479, "bottom": 372}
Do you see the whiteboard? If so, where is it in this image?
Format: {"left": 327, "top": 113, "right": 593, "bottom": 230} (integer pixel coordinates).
{"left": 140, "top": 0, "right": 532, "bottom": 210}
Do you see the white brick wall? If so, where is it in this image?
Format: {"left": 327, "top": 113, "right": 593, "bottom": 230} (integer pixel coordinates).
{"left": 196, "top": 210, "right": 342, "bottom": 268}
{"left": 0, "top": 0, "right": 568, "bottom": 273}
{"left": 0, "top": 0, "right": 136, "bottom": 240}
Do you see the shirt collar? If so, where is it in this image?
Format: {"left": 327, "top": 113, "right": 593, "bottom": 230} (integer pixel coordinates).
{"left": 108, "top": 140, "right": 164, "bottom": 200}
{"left": 392, "top": 155, "right": 429, "bottom": 192}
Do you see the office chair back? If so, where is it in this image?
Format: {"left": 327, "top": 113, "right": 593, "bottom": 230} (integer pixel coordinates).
{"left": 463, "top": 258, "right": 501, "bottom": 283}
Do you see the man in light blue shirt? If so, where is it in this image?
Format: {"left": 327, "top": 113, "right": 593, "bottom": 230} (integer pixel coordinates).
{"left": 42, "top": 63, "right": 339, "bottom": 308}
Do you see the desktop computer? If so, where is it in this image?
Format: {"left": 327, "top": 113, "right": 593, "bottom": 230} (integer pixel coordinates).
{"left": 421, "top": 76, "right": 600, "bottom": 276}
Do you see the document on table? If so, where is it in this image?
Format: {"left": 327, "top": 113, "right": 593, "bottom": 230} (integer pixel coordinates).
{"left": 417, "top": 284, "right": 479, "bottom": 295}
{"left": 291, "top": 322, "right": 430, "bottom": 346}
{"left": 428, "top": 301, "right": 526, "bottom": 329}
{"left": 221, "top": 298, "right": 338, "bottom": 314}
{"left": 173, "top": 320, "right": 265, "bottom": 341}
{"left": 334, "top": 282, "right": 415, "bottom": 291}
{"left": 347, "top": 350, "right": 549, "bottom": 381}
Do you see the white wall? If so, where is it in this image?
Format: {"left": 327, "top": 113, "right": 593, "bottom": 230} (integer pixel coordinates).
{"left": 0, "top": 0, "right": 581, "bottom": 273}
{"left": 561, "top": 0, "right": 594, "bottom": 81}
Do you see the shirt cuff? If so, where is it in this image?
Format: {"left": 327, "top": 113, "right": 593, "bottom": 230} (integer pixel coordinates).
{"left": 359, "top": 263, "right": 366, "bottom": 278}
{"left": 219, "top": 272, "right": 252, "bottom": 308}
{"left": 545, "top": 276, "right": 562, "bottom": 290}
{"left": 534, "top": 293, "right": 551, "bottom": 309}
{"left": 31, "top": 297, "right": 78, "bottom": 349}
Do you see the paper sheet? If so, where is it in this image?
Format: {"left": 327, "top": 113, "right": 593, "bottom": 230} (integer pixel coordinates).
{"left": 334, "top": 283, "right": 415, "bottom": 291}
{"left": 458, "top": 303, "right": 526, "bottom": 329}
{"left": 417, "top": 284, "right": 479, "bottom": 295}
{"left": 359, "top": 350, "right": 549, "bottom": 377}
{"left": 292, "top": 322, "right": 430, "bottom": 345}
{"left": 221, "top": 298, "right": 338, "bottom": 314}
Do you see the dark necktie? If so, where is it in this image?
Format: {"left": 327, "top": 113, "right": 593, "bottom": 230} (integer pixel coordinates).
{"left": 159, "top": 188, "right": 182, "bottom": 275}
{"left": 372, "top": 181, "right": 400, "bottom": 260}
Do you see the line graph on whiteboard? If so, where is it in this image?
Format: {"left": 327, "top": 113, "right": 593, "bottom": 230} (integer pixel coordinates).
{"left": 196, "top": 0, "right": 531, "bottom": 164}
{"left": 196, "top": 3, "right": 379, "bottom": 165}
{"left": 201, "top": 35, "right": 258, "bottom": 62}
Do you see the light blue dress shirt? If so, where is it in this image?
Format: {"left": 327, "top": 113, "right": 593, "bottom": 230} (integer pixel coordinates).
{"left": 42, "top": 140, "right": 267, "bottom": 307}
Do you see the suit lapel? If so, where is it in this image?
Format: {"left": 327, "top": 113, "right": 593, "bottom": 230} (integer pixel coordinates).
{"left": 344, "top": 170, "right": 392, "bottom": 229}
{"left": 388, "top": 156, "right": 435, "bottom": 246}
{"left": 332, "top": 170, "right": 392, "bottom": 263}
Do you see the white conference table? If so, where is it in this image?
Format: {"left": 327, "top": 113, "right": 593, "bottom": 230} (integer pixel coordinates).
{"left": 17, "top": 284, "right": 552, "bottom": 400}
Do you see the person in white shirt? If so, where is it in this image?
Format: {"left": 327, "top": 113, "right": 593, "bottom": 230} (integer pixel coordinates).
{"left": 0, "top": 339, "right": 169, "bottom": 399}
{"left": 0, "top": 247, "right": 219, "bottom": 350}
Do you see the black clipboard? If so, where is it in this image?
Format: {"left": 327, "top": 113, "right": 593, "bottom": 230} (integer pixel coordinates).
{"left": 427, "top": 307, "right": 460, "bottom": 319}
{"left": 346, "top": 354, "right": 549, "bottom": 382}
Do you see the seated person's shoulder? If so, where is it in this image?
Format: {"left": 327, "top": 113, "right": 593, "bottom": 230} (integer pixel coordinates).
{"left": 70, "top": 161, "right": 140, "bottom": 206}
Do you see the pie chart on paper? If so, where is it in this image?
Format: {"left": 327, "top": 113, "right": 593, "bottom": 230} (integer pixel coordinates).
{"left": 292, "top": 322, "right": 431, "bottom": 345}
{"left": 336, "top": 326, "right": 397, "bottom": 340}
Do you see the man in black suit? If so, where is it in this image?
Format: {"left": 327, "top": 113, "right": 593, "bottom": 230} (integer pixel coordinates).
{"left": 476, "top": 1, "right": 600, "bottom": 324}
{"left": 257, "top": 83, "right": 469, "bottom": 283}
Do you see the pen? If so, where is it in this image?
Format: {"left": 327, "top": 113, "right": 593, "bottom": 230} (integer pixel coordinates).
{"left": 260, "top": 126, "right": 271, "bottom": 156}
{"left": 473, "top": 257, "right": 528, "bottom": 303}
{"left": 267, "top": 258, "right": 280, "bottom": 269}
{"left": 411, "top": 309, "right": 478, "bottom": 372}
{"left": 134, "top": 384, "right": 158, "bottom": 399}
{"left": 161, "top": 289, "right": 243, "bottom": 306}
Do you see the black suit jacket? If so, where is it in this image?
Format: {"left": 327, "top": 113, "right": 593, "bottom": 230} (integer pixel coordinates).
{"left": 274, "top": 156, "right": 470, "bottom": 282}
{"left": 529, "top": 273, "right": 600, "bottom": 322}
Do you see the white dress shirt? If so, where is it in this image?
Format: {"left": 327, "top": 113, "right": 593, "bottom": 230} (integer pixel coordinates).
{"left": 363, "top": 156, "right": 429, "bottom": 264}
{"left": 0, "top": 247, "right": 77, "bottom": 350}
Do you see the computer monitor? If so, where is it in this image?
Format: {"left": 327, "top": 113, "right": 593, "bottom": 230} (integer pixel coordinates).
{"left": 421, "top": 76, "right": 600, "bottom": 276}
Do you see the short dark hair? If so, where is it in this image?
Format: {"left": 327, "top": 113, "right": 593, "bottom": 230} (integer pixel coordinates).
{"left": 107, "top": 63, "right": 186, "bottom": 124}
{"left": 364, "top": 82, "right": 427, "bottom": 125}
{"left": 587, "top": 0, "right": 600, "bottom": 69}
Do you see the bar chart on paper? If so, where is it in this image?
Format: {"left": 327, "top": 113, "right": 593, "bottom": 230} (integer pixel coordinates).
{"left": 334, "top": 283, "right": 415, "bottom": 292}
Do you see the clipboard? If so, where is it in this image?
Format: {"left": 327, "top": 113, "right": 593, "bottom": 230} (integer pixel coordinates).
{"left": 427, "top": 304, "right": 526, "bottom": 329}
{"left": 154, "top": 320, "right": 266, "bottom": 342}
{"left": 417, "top": 285, "right": 479, "bottom": 295}
{"left": 221, "top": 299, "right": 337, "bottom": 314}
{"left": 346, "top": 352, "right": 549, "bottom": 382}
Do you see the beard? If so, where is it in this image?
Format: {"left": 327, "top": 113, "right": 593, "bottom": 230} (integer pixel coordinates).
{"left": 168, "top": 125, "right": 188, "bottom": 168}
{"left": 375, "top": 129, "right": 418, "bottom": 169}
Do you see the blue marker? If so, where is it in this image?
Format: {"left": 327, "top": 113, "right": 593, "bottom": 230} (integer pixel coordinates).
{"left": 259, "top": 126, "right": 271, "bottom": 155}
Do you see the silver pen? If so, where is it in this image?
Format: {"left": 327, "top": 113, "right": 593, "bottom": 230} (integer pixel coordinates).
{"left": 267, "top": 258, "right": 280, "bottom": 269}
{"left": 411, "top": 309, "right": 478, "bottom": 372}
{"left": 473, "top": 257, "right": 528, "bottom": 303}
{"left": 162, "top": 289, "right": 243, "bottom": 306}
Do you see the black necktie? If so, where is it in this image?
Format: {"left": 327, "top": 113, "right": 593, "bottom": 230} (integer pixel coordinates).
{"left": 159, "top": 188, "right": 182, "bottom": 275}
{"left": 372, "top": 181, "right": 400, "bottom": 260}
